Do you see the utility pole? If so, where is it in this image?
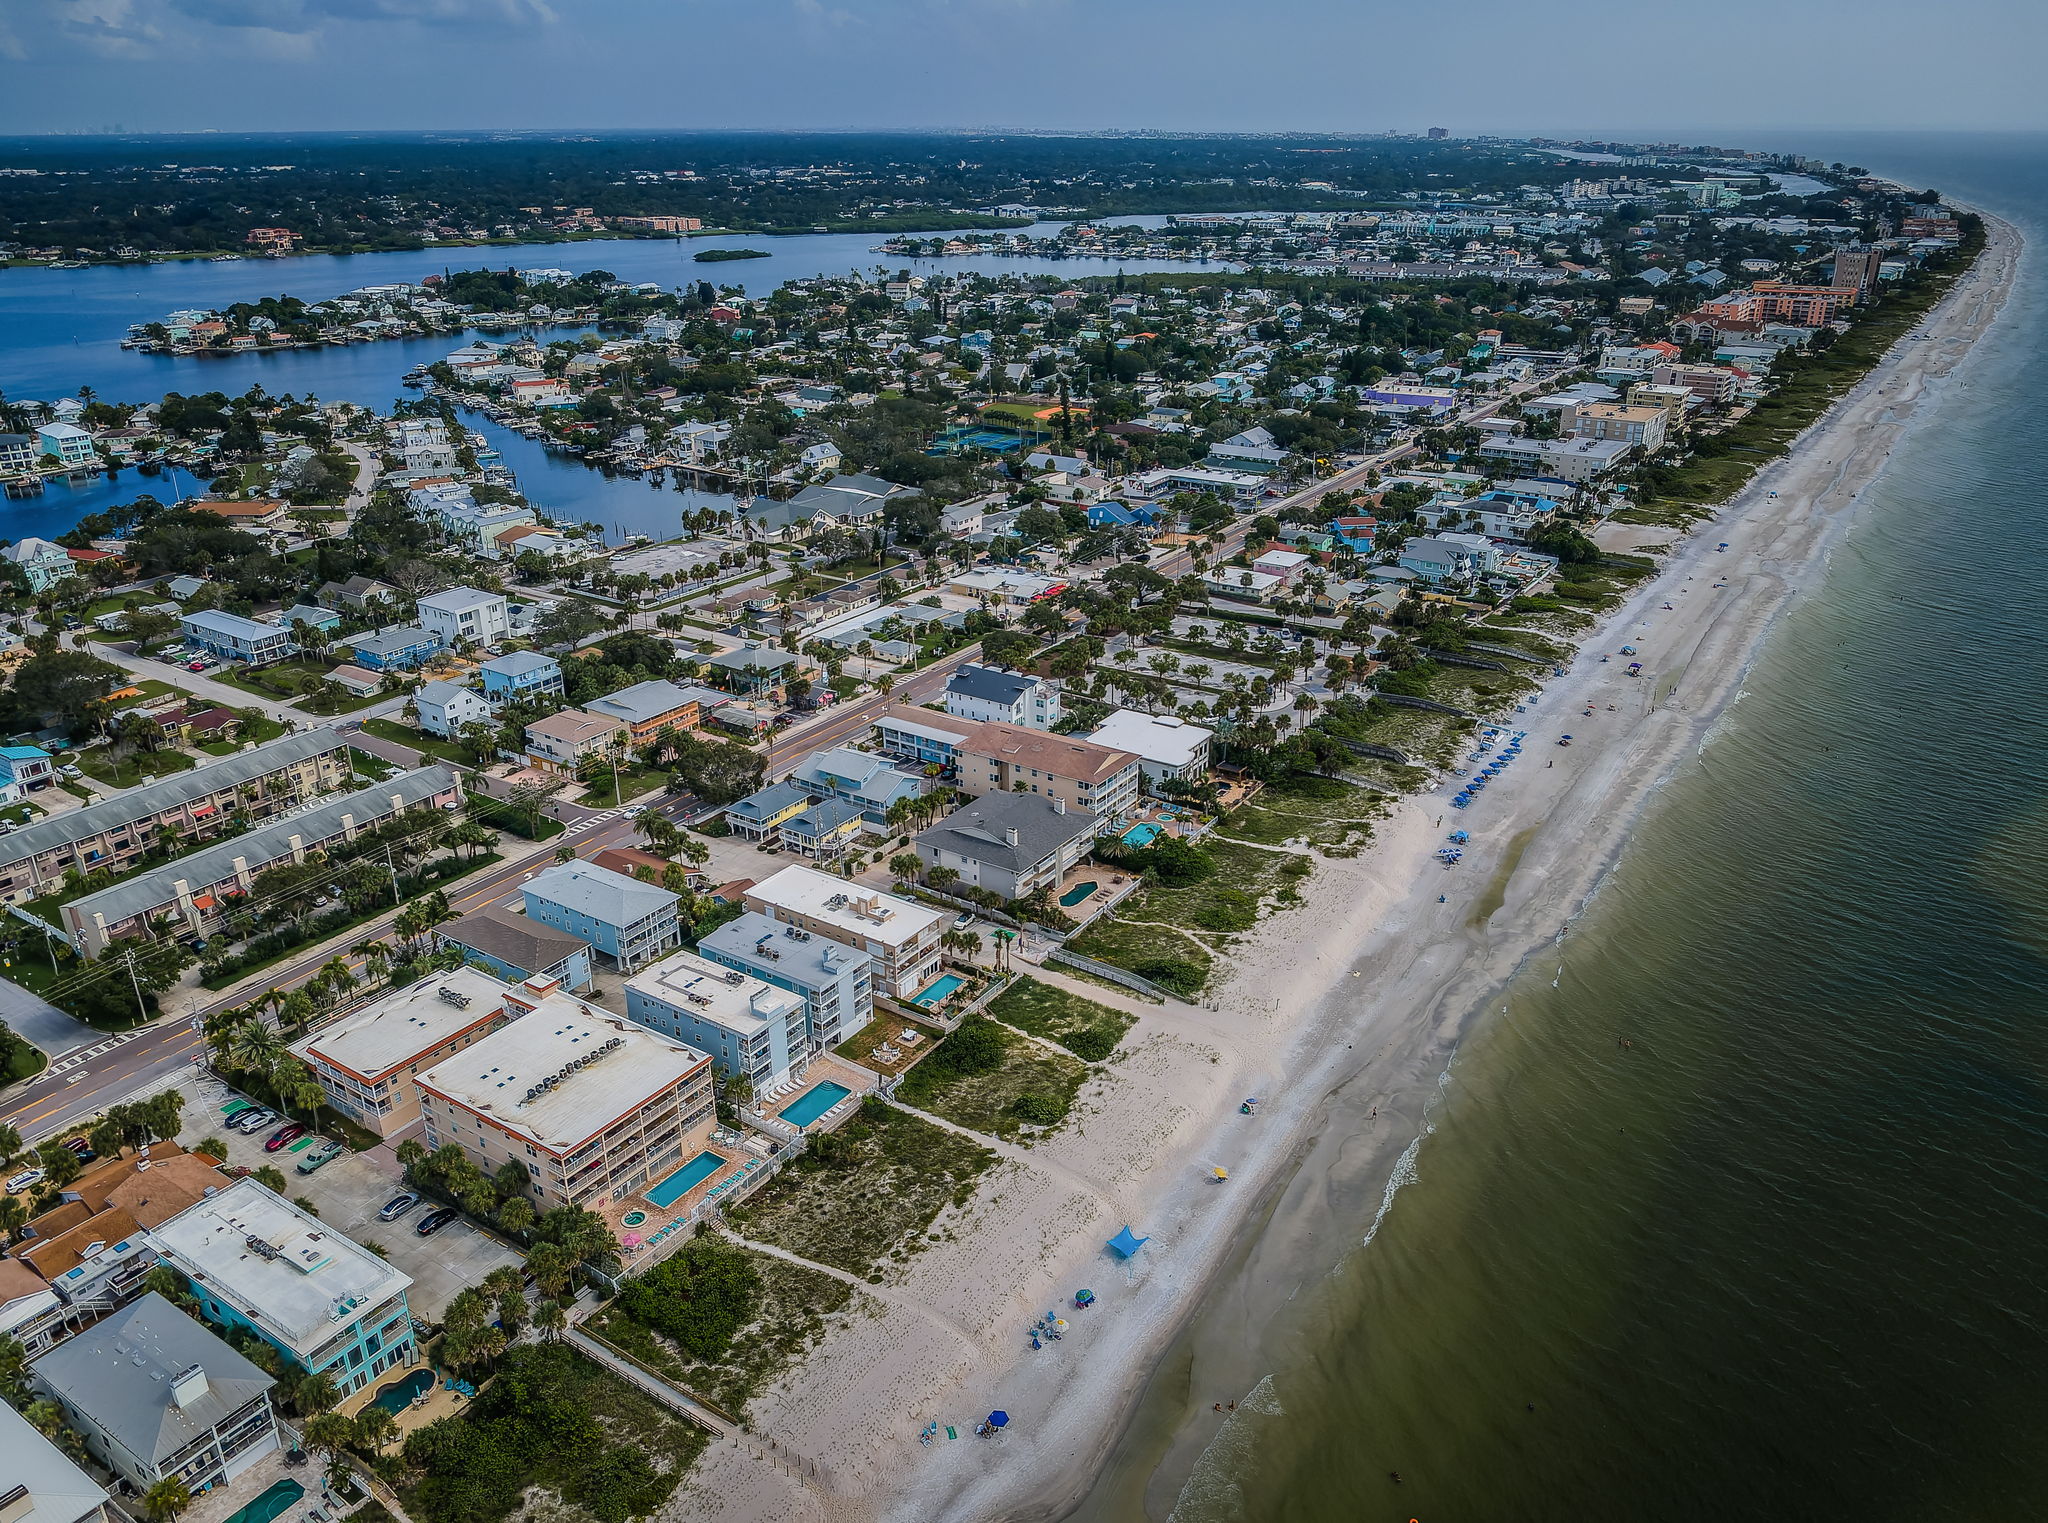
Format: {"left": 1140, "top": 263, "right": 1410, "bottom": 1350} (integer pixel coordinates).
{"left": 383, "top": 843, "right": 401, "bottom": 907}
{"left": 124, "top": 949, "right": 147, "bottom": 1023}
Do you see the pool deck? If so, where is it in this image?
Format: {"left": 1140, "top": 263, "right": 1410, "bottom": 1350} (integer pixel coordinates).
{"left": 333, "top": 1359, "right": 471, "bottom": 1446}
{"left": 1049, "top": 864, "right": 1142, "bottom": 928}
{"left": 181, "top": 1450, "right": 320, "bottom": 1523}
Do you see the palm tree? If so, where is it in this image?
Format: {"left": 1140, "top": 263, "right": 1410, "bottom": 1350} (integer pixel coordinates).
{"left": 142, "top": 1480, "right": 192, "bottom": 1523}
{"left": 316, "top": 956, "right": 358, "bottom": 1006}
{"left": 352, "top": 1405, "right": 399, "bottom": 1455}
{"left": 536, "top": 1297, "right": 569, "bottom": 1342}
{"left": 228, "top": 1018, "right": 285, "bottom": 1077}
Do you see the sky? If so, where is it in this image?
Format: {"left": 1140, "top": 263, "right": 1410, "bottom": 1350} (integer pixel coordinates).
{"left": 0, "top": 0, "right": 2044, "bottom": 139}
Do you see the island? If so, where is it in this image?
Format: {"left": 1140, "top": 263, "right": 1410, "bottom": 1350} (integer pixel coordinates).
{"left": 693, "top": 248, "right": 772, "bottom": 262}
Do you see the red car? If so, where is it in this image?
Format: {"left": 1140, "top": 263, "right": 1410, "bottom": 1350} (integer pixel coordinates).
{"left": 264, "top": 1122, "right": 307, "bottom": 1153}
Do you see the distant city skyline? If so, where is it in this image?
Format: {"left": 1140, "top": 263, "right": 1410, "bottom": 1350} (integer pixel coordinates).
{"left": 1, "top": 0, "right": 2044, "bottom": 138}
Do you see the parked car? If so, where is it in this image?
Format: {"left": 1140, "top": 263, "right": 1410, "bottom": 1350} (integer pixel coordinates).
{"left": 61, "top": 1137, "right": 96, "bottom": 1162}
{"left": 295, "top": 1140, "right": 344, "bottom": 1174}
{"left": 953, "top": 911, "right": 976, "bottom": 931}
{"left": 377, "top": 1192, "right": 422, "bottom": 1222}
{"left": 263, "top": 1122, "right": 308, "bottom": 1152}
{"left": 4, "top": 1168, "right": 45, "bottom": 1194}
{"left": 186, "top": 661, "right": 208, "bottom": 672}
{"left": 229, "top": 1107, "right": 276, "bottom": 1133}
{"left": 414, "top": 1206, "right": 461, "bottom": 1237}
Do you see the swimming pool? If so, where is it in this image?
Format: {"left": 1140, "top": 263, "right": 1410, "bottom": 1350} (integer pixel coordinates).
{"left": 370, "top": 1368, "right": 434, "bottom": 1415}
{"left": 645, "top": 1151, "right": 727, "bottom": 1207}
{"left": 1121, "top": 823, "right": 1161, "bottom": 847}
{"left": 1058, "top": 880, "right": 1099, "bottom": 907}
{"left": 780, "top": 1080, "right": 852, "bottom": 1128}
{"left": 910, "top": 973, "right": 966, "bottom": 1007}
{"left": 222, "top": 1480, "right": 303, "bottom": 1523}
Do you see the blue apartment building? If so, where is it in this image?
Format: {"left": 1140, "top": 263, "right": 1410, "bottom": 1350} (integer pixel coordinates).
{"left": 522, "top": 859, "right": 682, "bottom": 973}
{"left": 697, "top": 909, "right": 875, "bottom": 1050}
{"left": 478, "top": 650, "right": 565, "bottom": 705}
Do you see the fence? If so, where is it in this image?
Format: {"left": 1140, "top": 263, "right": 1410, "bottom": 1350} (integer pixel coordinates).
{"left": 1045, "top": 946, "right": 1176, "bottom": 1001}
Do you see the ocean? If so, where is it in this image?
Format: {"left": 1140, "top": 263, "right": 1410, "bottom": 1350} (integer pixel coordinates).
{"left": 1069, "top": 132, "right": 2048, "bottom": 1522}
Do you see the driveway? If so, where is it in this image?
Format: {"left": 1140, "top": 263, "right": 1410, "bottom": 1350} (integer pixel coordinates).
{"left": 0, "top": 978, "right": 97, "bottom": 1060}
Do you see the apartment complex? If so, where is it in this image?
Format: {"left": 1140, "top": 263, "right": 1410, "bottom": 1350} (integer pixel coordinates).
{"left": 625, "top": 948, "right": 810, "bottom": 1093}
{"left": 742, "top": 865, "right": 944, "bottom": 1001}
{"left": 0, "top": 730, "right": 352, "bottom": 910}
{"left": 288, "top": 967, "right": 519, "bottom": 1138}
{"left": 63, "top": 765, "right": 462, "bottom": 956}
{"left": 580, "top": 678, "right": 727, "bottom": 742}
{"left": 30, "top": 1293, "right": 280, "bottom": 1494}
{"left": 524, "top": 709, "right": 624, "bottom": 773}
{"left": 697, "top": 910, "right": 874, "bottom": 1051}
{"left": 415, "top": 983, "right": 715, "bottom": 1212}
{"left": 179, "top": 611, "right": 296, "bottom": 665}
{"left": 144, "top": 1180, "right": 417, "bottom": 1397}
{"left": 954, "top": 719, "right": 1143, "bottom": 824}
{"left": 1573, "top": 402, "right": 1669, "bottom": 451}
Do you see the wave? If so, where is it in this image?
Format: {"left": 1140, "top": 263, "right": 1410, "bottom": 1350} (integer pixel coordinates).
{"left": 1165, "top": 1374, "right": 1284, "bottom": 1523}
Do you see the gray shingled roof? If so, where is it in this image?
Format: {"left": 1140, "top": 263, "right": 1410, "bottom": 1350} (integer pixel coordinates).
{"left": 0, "top": 729, "right": 348, "bottom": 868}
{"left": 914, "top": 791, "right": 1096, "bottom": 871}
{"left": 945, "top": 663, "right": 1034, "bottom": 706}
{"left": 31, "top": 1292, "right": 273, "bottom": 1469}
{"left": 441, "top": 903, "right": 591, "bottom": 975}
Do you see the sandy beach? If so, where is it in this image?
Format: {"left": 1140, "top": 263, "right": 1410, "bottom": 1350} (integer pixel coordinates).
{"left": 661, "top": 211, "right": 2022, "bottom": 1523}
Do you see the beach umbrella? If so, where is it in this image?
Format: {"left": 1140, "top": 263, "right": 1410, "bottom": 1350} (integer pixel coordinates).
{"left": 988, "top": 1411, "right": 1010, "bottom": 1429}
{"left": 1075, "top": 1289, "right": 1095, "bottom": 1306}
{"left": 1053, "top": 1319, "right": 1069, "bottom": 1333}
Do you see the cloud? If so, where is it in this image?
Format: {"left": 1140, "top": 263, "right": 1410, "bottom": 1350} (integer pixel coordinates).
{"left": 164, "top": 0, "right": 552, "bottom": 28}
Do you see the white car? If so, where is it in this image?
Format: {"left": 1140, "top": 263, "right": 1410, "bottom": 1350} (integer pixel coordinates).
{"left": 5, "top": 1168, "right": 45, "bottom": 1194}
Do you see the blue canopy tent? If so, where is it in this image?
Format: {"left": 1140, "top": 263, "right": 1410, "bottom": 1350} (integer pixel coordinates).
{"left": 1107, "top": 1226, "right": 1149, "bottom": 1258}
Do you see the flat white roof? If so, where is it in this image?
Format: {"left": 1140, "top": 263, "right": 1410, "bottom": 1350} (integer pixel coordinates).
{"left": 746, "top": 865, "right": 944, "bottom": 950}
{"left": 1085, "top": 709, "right": 1215, "bottom": 768}
{"left": 290, "top": 968, "right": 514, "bottom": 1083}
{"left": 145, "top": 1179, "right": 411, "bottom": 1360}
{"left": 414, "top": 995, "right": 707, "bottom": 1154}
{"left": 626, "top": 949, "right": 801, "bottom": 1039}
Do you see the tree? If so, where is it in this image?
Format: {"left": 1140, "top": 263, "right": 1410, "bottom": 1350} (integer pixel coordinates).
{"left": 253, "top": 1165, "right": 289, "bottom": 1194}
{"left": 143, "top": 1479, "right": 192, "bottom": 1523}
{"left": 0, "top": 1331, "right": 31, "bottom": 1407}
{"left": 0, "top": 1123, "right": 19, "bottom": 1175}
{"left": 291, "top": 1366, "right": 339, "bottom": 1416}
{"left": 888, "top": 851, "right": 924, "bottom": 884}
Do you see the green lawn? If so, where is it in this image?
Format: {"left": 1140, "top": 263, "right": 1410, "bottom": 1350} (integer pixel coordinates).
{"left": 74, "top": 746, "right": 196, "bottom": 790}
{"left": 196, "top": 713, "right": 286, "bottom": 755}
{"left": 984, "top": 975, "right": 1135, "bottom": 1061}
{"left": 1219, "top": 773, "right": 1381, "bottom": 851}
{"left": 349, "top": 747, "right": 399, "bottom": 782}
{"left": 575, "top": 766, "right": 667, "bottom": 807}
{"left": 724, "top": 1099, "right": 994, "bottom": 1278}
{"left": 360, "top": 717, "right": 482, "bottom": 766}
{"left": 1065, "top": 915, "right": 1212, "bottom": 997}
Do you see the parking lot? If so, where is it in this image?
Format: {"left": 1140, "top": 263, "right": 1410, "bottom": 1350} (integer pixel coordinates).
{"left": 181, "top": 1073, "right": 522, "bottom": 1321}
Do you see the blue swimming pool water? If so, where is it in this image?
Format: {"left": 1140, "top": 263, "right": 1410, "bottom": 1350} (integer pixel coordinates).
{"left": 644, "top": 1151, "right": 727, "bottom": 1207}
{"left": 780, "top": 1080, "right": 852, "bottom": 1128}
{"left": 911, "top": 973, "right": 967, "bottom": 1006}
{"left": 1122, "top": 823, "right": 1161, "bottom": 847}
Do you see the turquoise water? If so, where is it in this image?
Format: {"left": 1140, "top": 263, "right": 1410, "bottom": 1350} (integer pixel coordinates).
{"left": 1072, "top": 134, "right": 2048, "bottom": 1523}
{"left": 644, "top": 1150, "right": 726, "bottom": 1207}
{"left": 780, "top": 1080, "right": 852, "bottom": 1128}
{"left": 370, "top": 1368, "right": 433, "bottom": 1415}
{"left": 1121, "top": 823, "right": 1161, "bottom": 847}
{"left": 221, "top": 1479, "right": 303, "bottom": 1523}
{"left": 1059, "top": 880, "right": 1100, "bottom": 907}
{"left": 911, "top": 973, "right": 967, "bottom": 1006}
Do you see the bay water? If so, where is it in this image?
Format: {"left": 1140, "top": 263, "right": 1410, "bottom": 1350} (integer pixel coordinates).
{"left": 1073, "top": 132, "right": 2048, "bottom": 1523}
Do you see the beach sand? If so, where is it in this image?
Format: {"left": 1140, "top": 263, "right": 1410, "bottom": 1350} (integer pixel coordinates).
{"left": 661, "top": 211, "right": 2022, "bottom": 1523}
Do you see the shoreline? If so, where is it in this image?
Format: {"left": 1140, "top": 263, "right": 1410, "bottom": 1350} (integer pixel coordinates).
{"left": 654, "top": 209, "right": 2023, "bottom": 1523}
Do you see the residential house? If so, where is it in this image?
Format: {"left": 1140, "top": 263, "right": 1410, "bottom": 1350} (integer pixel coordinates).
{"left": 1203, "top": 566, "right": 1285, "bottom": 603}
{"left": 179, "top": 610, "right": 296, "bottom": 665}
{"left": 743, "top": 865, "right": 944, "bottom": 1001}
{"left": 697, "top": 910, "right": 873, "bottom": 1054}
{"left": 0, "top": 1400, "right": 113, "bottom": 1523}
{"left": 1251, "top": 548, "right": 1312, "bottom": 584}
{"left": 34, "top": 423, "right": 96, "bottom": 467}
{"left": 317, "top": 576, "right": 398, "bottom": 612}
{"left": 11, "top": 1146, "right": 225, "bottom": 1315}
{"left": 0, "top": 744, "right": 56, "bottom": 793}
{"left": 524, "top": 709, "right": 624, "bottom": 774}
{"left": 704, "top": 643, "right": 803, "bottom": 697}
{"left": 870, "top": 703, "right": 980, "bottom": 772}
{"left": 954, "top": 719, "right": 1143, "bottom": 824}
{"left": 786, "top": 744, "right": 923, "bottom": 827}
{"left": 913, "top": 791, "right": 1097, "bottom": 901}
{"left": 278, "top": 603, "right": 342, "bottom": 636}
{"left": 943, "top": 663, "right": 1063, "bottom": 730}
{"left": 63, "top": 764, "right": 463, "bottom": 957}
{"left": 326, "top": 665, "right": 383, "bottom": 699}
{"left": 4, "top": 537, "right": 78, "bottom": 593}
{"left": 438, "top": 905, "right": 594, "bottom": 993}
{"left": 1083, "top": 710, "right": 1214, "bottom": 794}
{"left": 415, "top": 985, "right": 715, "bottom": 1213}
{"left": 776, "top": 798, "right": 867, "bottom": 860}
{"left": 144, "top": 1180, "right": 417, "bottom": 1396}
{"left": 0, "top": 433, "right": 39, "bottom": 475}
{"left": 624, "top": 949, "right": 811, "bottom": 1093}
{"left": 191, "top": 500, "right": 288, "bottom": 529}
{"left": 29, "top": 1293, "right": 281, "bottom": 1495}
{"left": 410, "top": 679, "right": 488, "bottom": 739}
{"left": 1397, "top": 534, "right": 1500, "bottom": 586}
{"left": 1329, "top": 516, "right": 1381, "bottom": 552}
{"left": 346, "top": 625, "right": 442, "bottom": 672}
{"left": 522, "top": 859, "right": 681, "bottom": 973}
{"left": 289, "top": 966, "right": 524, "bottom": 1137}
{"left": 478, "top": 650, "right": 564, "bottom": 706}
{"left": 724, "top": 780, "right": 819, "bottom": 844}
{"left": 418, "top": 586, "right": 511, "bottom": 648}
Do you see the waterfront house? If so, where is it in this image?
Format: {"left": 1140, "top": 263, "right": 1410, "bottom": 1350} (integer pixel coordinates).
{"left": 34, "top": 423, "right": 96, "bottom": 467}
{"left": 624, "top": 948, "right": 811, "bottom": 1094}
{"left": 1083, "top": 709, "right": 1214, "bottom": 794}
{"left": 4, "top": 537, "right": 78, "bottom": 593}
{"left": 913, "top": 791, "right": 1097, "bottom": 902}
{"left": 743, "top": 865, "right": 944, "bottom": 1001}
